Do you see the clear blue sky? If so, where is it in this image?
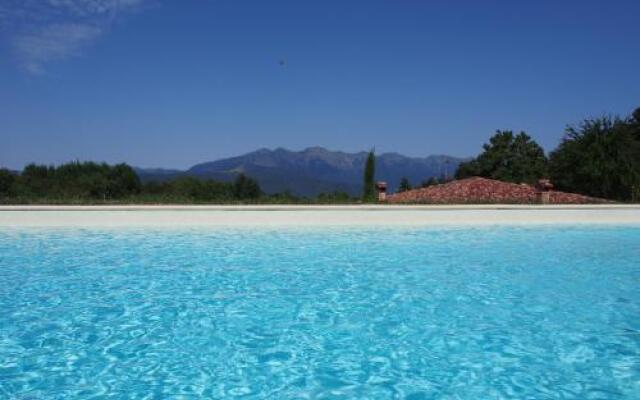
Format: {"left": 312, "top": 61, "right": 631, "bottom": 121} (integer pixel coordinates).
{"left": 1, "top": 0, "right": 639, "bottom": 170}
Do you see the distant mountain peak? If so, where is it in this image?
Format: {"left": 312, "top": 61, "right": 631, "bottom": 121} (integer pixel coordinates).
{"left": 136, "top": 147, "right": 466, "bottom": 197}
{"left": 303, "top": 146, "right": 330, "bottom": 153}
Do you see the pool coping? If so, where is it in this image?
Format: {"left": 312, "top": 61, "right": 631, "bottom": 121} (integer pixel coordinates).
{"left": 1, "top": 204, "right": 639, "bottom": 211}
{"left": 1, "top": 205, "right": 639, "bottom": 227}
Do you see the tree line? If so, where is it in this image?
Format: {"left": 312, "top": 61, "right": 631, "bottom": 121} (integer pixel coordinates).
{"left": 392, "top": 107, "right": 640, "bottom": 201}
{"left": 0, "top": 161, "right": 359, "bottom": 204}
{"left": 0, "top": 162, "right": 264, "bottom": 203}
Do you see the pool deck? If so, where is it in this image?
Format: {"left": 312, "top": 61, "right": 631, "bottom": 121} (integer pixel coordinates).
{"left": 1, "top": 205, "right": 639, "bottom": 227}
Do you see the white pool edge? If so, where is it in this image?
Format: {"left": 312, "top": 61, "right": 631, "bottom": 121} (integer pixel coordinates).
{"left": 1, "top": 205, "right": 639, "bottom": 227}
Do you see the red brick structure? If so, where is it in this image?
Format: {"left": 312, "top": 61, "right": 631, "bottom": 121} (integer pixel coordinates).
{"left": 386, "top": 177, "right": 608, "bottom": 204}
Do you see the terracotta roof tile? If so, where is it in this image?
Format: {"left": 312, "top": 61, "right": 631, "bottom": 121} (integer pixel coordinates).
{"left": 386, "top": 177, "right": 608, "bottom": 204}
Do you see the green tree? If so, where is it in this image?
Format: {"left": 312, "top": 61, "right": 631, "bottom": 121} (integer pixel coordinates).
{"left": 162, "top": 177, "right": 234, "bottom": 202}
{"left": 14, "top": 162, "right": 142, "bottom": 201}
{"left": 233, "top": 173, "right": 262, "bottom": 200}
{"left": 20, "top": 164, "right": 55, "bottom": 198}
{"left": 398, "top": 177, "right": 412, "bottom": 192}
{"left": 549, "top": 115, "right": 640, "bottom": 201}
{"left": 316, "top": 191, "right": 353, "bottom": 204}
{"left": 267, "top": 191, "right": 303, "bottom": 204}
{"left": 631, "top": 107, "right": 640, "bottom": 141}
{"left": 362, "top": 150, "right": 376, "bottom": 202}
{"left": 0, "top": 169, "right": 16, "bottom": 198}
{"left": 632, "top": 108, "right": 640, "bottom": 201}
{"left": 455, "top": 130, "right": 548, "bottom": 183}
{"left": 107, "top": 163, "right": 141, "bottom": 198}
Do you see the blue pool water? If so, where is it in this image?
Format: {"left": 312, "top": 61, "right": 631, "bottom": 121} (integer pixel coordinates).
{"left": 0, "top": 226, "right": 639, "bottom": 399}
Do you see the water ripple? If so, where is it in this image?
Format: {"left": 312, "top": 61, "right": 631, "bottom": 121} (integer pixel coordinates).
{"left": 1, "top": 226, "right": 639, "bottom": 399}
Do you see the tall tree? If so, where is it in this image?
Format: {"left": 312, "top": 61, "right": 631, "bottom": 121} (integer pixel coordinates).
{"left": 362, "top": 150, "right": 376, "bottom": 202}
{"left": 455, "top": 130, "right": 547, "bottom": 183}
{"left": 549, "top": 115, "right": 640, "bottom": 201}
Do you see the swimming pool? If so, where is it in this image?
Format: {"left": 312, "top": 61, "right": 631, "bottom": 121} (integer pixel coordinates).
{"left": 1, "top": 225, "right": 639, "bottom": 398}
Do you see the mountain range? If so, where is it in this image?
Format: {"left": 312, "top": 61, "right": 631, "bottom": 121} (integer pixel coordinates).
{"left": 135, "top": 147, "right": 466, "bottom": 197}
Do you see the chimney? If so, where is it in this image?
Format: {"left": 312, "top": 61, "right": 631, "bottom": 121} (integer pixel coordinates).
{"left": 375, "top": 181, "right": 388, "bottom": 202}
{"left": 535, "top": 179, "right": 553, "bottom": 204}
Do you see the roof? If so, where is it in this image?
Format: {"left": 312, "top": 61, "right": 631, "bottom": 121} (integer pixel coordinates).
{"left": 386, "top": 177, "right": 608, "bottom": 204}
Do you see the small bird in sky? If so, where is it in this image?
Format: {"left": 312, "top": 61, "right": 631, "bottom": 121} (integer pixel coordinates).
{"left": 278, "top": 59, "right": 287, "bottom": 67}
